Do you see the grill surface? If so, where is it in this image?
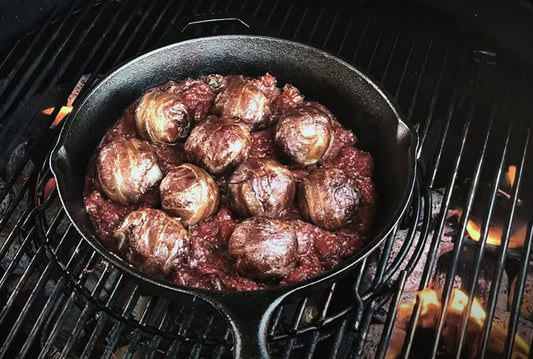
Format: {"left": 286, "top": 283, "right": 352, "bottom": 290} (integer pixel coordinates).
{"left": 0, "top": 0, "right": 532, "bottom": 358}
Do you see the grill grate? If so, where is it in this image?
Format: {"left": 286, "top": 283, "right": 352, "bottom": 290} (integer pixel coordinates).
{"left": 1, "top": 0, "right": 532, "bottom": 358}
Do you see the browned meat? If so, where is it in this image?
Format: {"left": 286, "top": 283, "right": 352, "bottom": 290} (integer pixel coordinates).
{"left": 96, "top": 138, "right": 162, "bottom": 205}
{"left": 229, "top": 217, "right": 298, "bottom": 280}
{"left": 160, "top": 163, "right": 219, "bottom": 227}
{"left": 298, "top": 168, "right": 361, "bottom": 230}
{"left": 274, "top": 102, "right": 334, "bottom": 166}
{"left": 84, "top": 73, "right": 376, "bottom": 291}
{"left": 214, "top": 80, "right": 271, "bottom": 130}
{"left": 184, "top": 115, "right": 251, "bottom": 174}
{"left": 229, "top": 158, "right": 295, "bottom": 218}
{"left": 113, "top": 208, "right": 189, "bottom": 275}
{"left": 135, "top": 90, "right": 191, "bottom": 143}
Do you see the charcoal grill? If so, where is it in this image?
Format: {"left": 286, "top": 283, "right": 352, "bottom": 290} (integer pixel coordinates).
{"left": 1, "top": 0, "right": 532, "bottom": 358}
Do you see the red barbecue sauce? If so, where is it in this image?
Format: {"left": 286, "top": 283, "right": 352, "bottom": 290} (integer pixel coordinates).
{"left": 84, "top": 74, "right": 375, "bottom": 290}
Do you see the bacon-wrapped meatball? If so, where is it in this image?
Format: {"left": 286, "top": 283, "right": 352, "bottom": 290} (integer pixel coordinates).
{"left": 160, "top": 164, "right": 219, "bottom": 227}
{"left": 135, "top": 91, "right": 191, "bottom": 143}
{"left": 229, "top": 158, "right": 295, "bottom": 218}
{"left": 113, "top": 208, "right": 188, "bottom": 275}
{"left": 275, "top": 102, "right": 334, "bottom": 166}
{"left": 213, "top": 80, "right": 271, "bottom": 130}
{"left": 96, "top": 138, "right": 162, "bottom": 205}
{"left": 229, "top": 217, "right": 298, "bottom": 280}
{"left": 184, "top": 115, "right": 251, "bottom": 174}
{"left": 298, "top": 168, "right": 361, "bottom": 230}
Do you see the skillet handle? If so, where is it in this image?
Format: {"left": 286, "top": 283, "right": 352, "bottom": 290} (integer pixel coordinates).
{"left": 207, "top": 293, "right": 284, "bottom": 359}
{"left": 155, "top": 12, "right": 274, "bottom": 48}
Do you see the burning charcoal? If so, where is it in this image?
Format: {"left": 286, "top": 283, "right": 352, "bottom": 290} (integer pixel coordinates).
{"left": 463, "top": 178, "right": 529, "bottom": 250}
{"left": 387, "top": 289, "right": 443, "bottom": 359}
{"left": 434, "top": 247, "right": 508, "bottom": 311}
{"left": 389, "top": 288, "right": 529, "bottom": 359}
{"left": 509, "top": 269, "right": 533, "bottom": 322}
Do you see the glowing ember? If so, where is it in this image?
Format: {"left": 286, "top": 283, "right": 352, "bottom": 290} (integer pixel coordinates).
{"left": 41, "top": 107, "right": 55, "bottom": 115}
{"left": 389, "top": 288, "right": 530, "bottom": 358}
{"left": 466, "top": 219, "right": 526, "bottom": 248}
{"left": 49, "top": 106, "right": 73, "bottom": 129}
{"left": 505, "top": 165, "right": 517, "bottom": 188}
{"left": 448, "top": 288, "right": 486, "bottom": 327}
{"left": 41, "top": 106, "right": 74, "bottom": 128}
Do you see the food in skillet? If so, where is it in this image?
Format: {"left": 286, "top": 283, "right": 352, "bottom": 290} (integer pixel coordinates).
{"left": 84, "top": 73, "right": 376, "bottom": 290}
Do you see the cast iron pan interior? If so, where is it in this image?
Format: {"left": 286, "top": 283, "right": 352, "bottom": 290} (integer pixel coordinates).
{"left": 50, "top": 35, "right": 417, "bottom": 358}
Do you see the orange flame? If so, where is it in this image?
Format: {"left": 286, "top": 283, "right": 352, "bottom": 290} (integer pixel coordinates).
{"left": 389, "top": 288, "right": 530, "bottom": 359}
{"left": 49, "top": 106, "right": 73, "bottom": 129}
{"left": 505, "top": 165, "right": 516, "bottom": 188}
{"left": 41, "top": 107, "right": 55, "bottom": 115}
{"left": 448, "top": 288, "right": 486, "bottom": 327}
{"left": 466, "top": 219, "right": 525, "bottom": 248}
{"left": 41, "top": 106, "right": 73, "bottom": 128}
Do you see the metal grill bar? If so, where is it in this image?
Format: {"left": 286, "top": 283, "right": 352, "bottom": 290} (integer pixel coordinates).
{"left": 366, "top": 30, "right": 383, "bottom": 72}
{"left": 115, "top": 0, "right": 159, "bottom": 62}
{"left": 505, "top": 223, "right": 533, "bottom": 358}
{"left": 480, "top": 124, "right": 532, "bottom": 357}
{"left": 75, "top": 1, "right": 144, "bottom": 99}
{"left": 0, "top": 1, "right": 83, "bottom": 121}
{"left": 0, "top": 172, "right": 35, "bottom": 234}
{"left": 401, "top": 59, "right": 484, "bottom": 358}
{"left": 378, "top": 32, "right": 400, "bottom": 84}
{"left": 292, "top": 3, "right": 310, "bottom": 39}
{"left": 308, "top": 8, "right": 325, "bottom": 43}
{"left": 43, "top": 1, "right": 111, "bottom": 92}
{"left": 0, "top": 246, "right": 44, "bottom": 324}
{"left": 381, "top": 188, "right": 421, "bottom": 286}
{"left": 39, "top": 290, "right": 79, "bottom": 358}
{"left": 328, "top": 315, "right": 350, "bottom": 358}
{"left": 1, "top": 2, "right": 530, "bottom": 358}
{"left": 349, "top": 299, "right": 380, "bottom": 357}
{"left": 350, "top": 19, "right": 370, "bottom": 64}
{"left": 17, "top": 277, "right": 65, "bottom": 358}
{"left": 431, "top": 99, "right": 495, "bottom": 358}
{"left": 405, "top": 39, "right": 433, "bottom": 123}
{"left": 417, "top": 43, "right": 451, "bottom": 158}
{"left": 428, "top": 48, "right": 469, "bottom": 187}
{"left": 138, "top": 1, "right": 174, "bottom": 52}
{"left": 454, "top": 107, "right": 511, "bottom": 357}
{"left": 393, "top": 33, "right": 419, "bottom": 100}
{"left": 376, "top": 271, "right": 408, "bottom": 359}
{"left": 0, "top": 7, "right": 60, "bottom": 98}
{"left": 335, "top": 16, "right": 354, "bottom": 56}
{"left": 0, "top": 226, "right": 38, "bottom": 290}
{"left": 321, "top": 11, "right": 340, "bottom": 48}
{"left": 21, "top": 2, "right": 97, "bottom": 103}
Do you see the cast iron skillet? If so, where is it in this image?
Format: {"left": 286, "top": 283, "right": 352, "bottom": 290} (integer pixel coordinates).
{"left": 50, "top": 35, "right": 417, "bottom": 358}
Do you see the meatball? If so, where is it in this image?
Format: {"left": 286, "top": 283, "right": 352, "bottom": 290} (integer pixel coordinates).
{"left": 184, "top": 115, "right": 251, "bottom": 174}
{"left": 113, "top": 208, "right": 188, "bottom": 275}
{"left": 135, "top": 90, "right": 191, "bottom": 143}
{"left": 229, "top": 217, "right": 298, "bottom": 280}
{"left": 160, "top": 164, "right": 219, "bottom": 227}
{"left": 229, "top": 158, "right": 296, "bottom": 218}
{"left": 213, "top": 80, "right": 271, "bottom": 130}
{"left": 298, "top": 168, "right": 361, "bottom": 230}
{"left": 275, "top": 102, "right": 334, "bottom": 166}
{"left": 160, "top": 79, "right": 215, "bottom": 122}
{"left": 96, "top": 138, "right": 162, "bottom": 205}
